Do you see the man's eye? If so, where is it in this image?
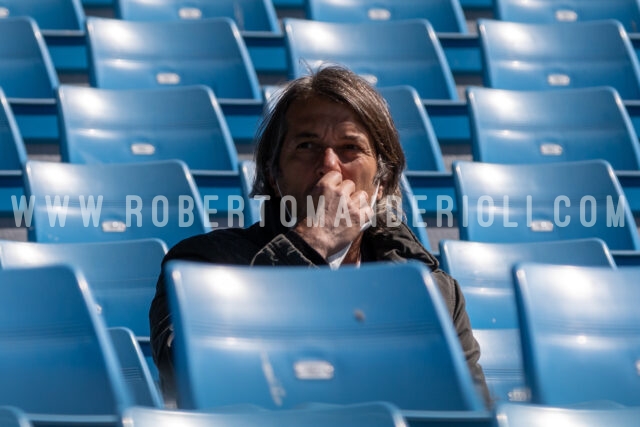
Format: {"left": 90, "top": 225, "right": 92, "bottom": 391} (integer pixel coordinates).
{"left": 296, "top": 142, "right": 316, "bottom": 150}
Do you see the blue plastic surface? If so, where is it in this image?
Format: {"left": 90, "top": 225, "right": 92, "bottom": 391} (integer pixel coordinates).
{"left": 379, "top": 86, "right": 446, "bottom": 172}
{"left": 400, "top": 174, "right": 432, "bottom": 251}
{"left": 166, "top": 261, "right": 485, "bottom": 411}
{"left": 86, "top": 17, "right": 262, "bottom": 100}
{"left": 478, "top": 19, "right": 640, "bottom": 99}
{"left": 0, "top": 0, "right": 84, "bottom": 30}
{"left": 115, "top": 0, "right": 280, "bottom": 32}
{"left": 306, "top": 0, "right": 467, "bottom": 33}
{"left": 284, "top": 18, "right": 458, "bottom": 100}
{"left": 0, "top": 265, "right": 132, "bottom": 419}
{"left": 57, "top": 85, "right": 239, "bottom": 171}
{"left": 0, "top": 238, "right": 167, "bottom": 340}
{"left": 0, "top": 406, "right": 32, "bottom": 427}
{"left": 453, "top": 160, "right": 640, "bottom": 250}
{"left": 0, "top": 17, "right": 59, "bottom": 99}
{"left": 467, "top": 86, "right": 640, "bottom": 170}
{"left": 495, "top": 402, "right": 640, "bottom": 427}
{"left": 0, "top": 88, "right": 27, "bottom": 170}
{"left": 513, "top": 263, "right": 640, "bottom": 405}
{"left": 494, "top": 0, "right": 640, "bottom": 33}
{"left": 23, "top": 160, "right": 210, "bottom": 247}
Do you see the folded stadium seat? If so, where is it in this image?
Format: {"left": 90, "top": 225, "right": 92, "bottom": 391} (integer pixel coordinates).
{"left": 0, "top": 0, "right": 84, "bottom": 31}
{"left": 494, "top": 0, "right": 640, "bottom": 33}
{"left": 467, "top": 86, "right": 640, "bottom": 170}
{"left": 165, "top": 261, "right": 486, "bottom": 412}
{"left": 57, "top": 85, "right": 239, "bottom": 171}
{"left": 23, "top": 160, "right": 211, "bottom": 247}
{"left": 513, "top": 263, "right": 640, "bottom": 406}
{"left": 495, "top": 402, "right": 640, "bottom": 427}
{"left": 109, "top": 327, "right": 163, "bottom": 408}
{"left": 86, "top": 17, "right": 262, "bottom": 101}
{"left": 0, "top": 265, "right": 133, "bottom": 425}
{"left": 438, "top": 238, "right": 616, "bottom": 403}
{"left": 453, "top": 160, "right": 640, "bottom": 250}
{"left": 0, "top": 238, "right": 166, "bottom": 354}
{"left": 0, "top": 17, "right": 58, "bottom": 100}
{"left": 0, "top": 87, "right": 27, "bottom": 170}
{"left": 123, "top": 402, "right": 408, "bottom": 427}
{"left": 478, "top": 19, "right": 640, "bottom": 99}
{"left": 283, "top": 18, "right": 458, "bottom": 100}
{"left": 306, "top": 0, "right": 467, "bottom": 33}
{"left": 379, "top": 86, "right": 446, "bottom": 172}
{"left": 115, "top": 0, "right": 280, "bottom": 33}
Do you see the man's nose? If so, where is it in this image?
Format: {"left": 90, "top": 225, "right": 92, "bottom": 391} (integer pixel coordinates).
{"left": 317, "top": 147, "right": 341, "bottom": 176}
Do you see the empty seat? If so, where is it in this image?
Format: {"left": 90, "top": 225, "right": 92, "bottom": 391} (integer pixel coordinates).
{"left": 166, "top": 261, "right": 485, "bottom": 411}
{"left": 495, "top": 402, "right": 640, "bottom": 427}
{"left": 513, "top": 263, "right": 640, "bottom": 405}
{"left": 467, "top": 86, "right": 640, "bottom": 170}
{"left": 86, "top": 17, "right": 262, "bottom": 100}
{"left": 494, "top": 0, "right": 640, "bottom": 33}
{"left": 23, "top": 160, "right": 210, "bottom": 247}
{"left": 0, "top": 265, "right": 132, "bottom": 423}
{"left": 439, "top": 238, "right": 616, "bottom": 402}
{"left": 115, "top": 0, "right": 280, "bottom": 33}
{"left": 478, "top": 19, "right": 640, "bottom": 99}
{"left": 0, "top": 406, "right": 31, "bottom": 427}
{"left": 0, "top": 0, "right": 84, "bottom": 31}
{"left": 0, "top": 87, "right": 26, "bottom": 170}
{"left": 284, "top": 18, "right": 458, "bottom": 100}
{"left": 57, "top": 85, "right": 239, "bottom": 170}
{"left": 453, "top": 160, "right": 640, "bottom": 250}
{"left": 306, "top": 0, "right": 467, "bottom": 33}
{"left": 0, "top": 17, "right": 58, "bottom": 100}
{"left": 400, "top": 174, "right": 432, "bottom": 250}
{"left": 379, "top": 86, "right": 445, "bottom": 172}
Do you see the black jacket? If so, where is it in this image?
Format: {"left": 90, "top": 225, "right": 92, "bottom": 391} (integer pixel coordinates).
{"left": 150, "top": 201, "right": 490, "bottom": 405}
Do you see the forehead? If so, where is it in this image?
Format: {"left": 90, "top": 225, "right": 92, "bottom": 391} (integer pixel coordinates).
{"left": 285, "top": 95, "right": 366, "bottom": 131}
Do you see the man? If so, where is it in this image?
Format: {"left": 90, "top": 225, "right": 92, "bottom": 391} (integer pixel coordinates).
{"left": 150, "top": 66, "right": 489, "bottom": 404}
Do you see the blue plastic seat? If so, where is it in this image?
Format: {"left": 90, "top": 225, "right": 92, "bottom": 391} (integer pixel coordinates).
{"left": 467, "top": 86, "right": 640, "bottom": 170}
{"left": 494, "top": 0, "right": 640, "bottom": 33}
{"left": 0, "top": 0, "right": 84, "bottom": 31}
{"left": 284, "top": 18, "right": 458, "bottom": 100}
{"left": 0, "top": 265, "right": 132, "bottom": 423}
{"left": 123, "top": 402, "right": 408, "bottom": 427}
{"left": 86, "top": 17, "right": 262, "bottom": 101}
{"left": 109, "top": 327, "right": 163, "bottom": 408}
{"left": 379, "top": 86, "right": 445, "bottom": 172}
{"left": 23, "top": 160, "right": 210, "bottom": 247}
{"left": 453, "top": 160, "right": 640, "bottom": 250}
{"left": 57, "top": 85, "right": 239, "bottom": 170}
{"left": 306, "top": 0, "right": 467, "bottom": 33}
{"left": 115, "top": 0, "right": 280, "bottom": 33}
{"left": 400, "top": 174, "right": 432, "bottom": 250}
{"left": 0, "top": 17, "right": 58, "bottom": 100}
{"left": 495, "top": 402, "right": 640, "bottom": 427}
{"left": 0, "top": 406, "right": 33, "bottom": 427}
{"left": 513, "top": 263, "right": 640, "bottom": 405}
{"left": 0, "top": 88, "right": 27, "bottom": 170}
{"left": 438, "top": 239, "right": 615, "bottom": 403}
{"left": 165, "top": 261, "right": 485, "bottom": 411}
{"left": 478, "top": 19, "right": 640, "bottom": 99}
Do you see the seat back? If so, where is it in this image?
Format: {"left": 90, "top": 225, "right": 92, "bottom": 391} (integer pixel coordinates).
{"left": 478, "top": 19, "right": 640, "bottom": 99}
{"left": 495, "top": 402, "right": 640, "bottom": 427}
{"left": 379, "top": 86, "right": 445, "bottom": 172}
{"left": 453, "top": 160, "right": 640, "bottom": 250}
{"left": 494, "top": 0, "right": 640, "bottom": 33}
{"left": 23, "top": 160, "right": 210, "bottom": 247}
{"left": 0, "top": 87, "right": 26, "bottom": 170}
{"left": 306, "top": 0, "right": 467, "bottom": 33}
{"left": 284, "top": 18, "right": 457, "bottom": 100}
{"left": 400, "top": 174, "right": 431, "bottom": 250}
{"left": 0, "top": 406, "right": 33, "bottom": 427}
{"left": 0, "top": 0, "right": 84, "bottom": 30}
{"left": 0, "top": 265, "right": 132, "bottom": 417}
{"left": 166, "top": 261, "right": 484, "bottom": 411}
{"left": 57, "top": 85, "right": 239, "bottom": 170}
{"left": 86, "top": 17, "right": 261, "bottom": 100}
{"left": 0, "top": 239, "right": 167, "bottom": 339}
{"left": 115, "top": 0, "right": 279, "bottom": 32}
{"left": 467, "top": 86, "right": 640, "bottom": 170}
{"left": 0, "top": 17, "right": 58, "bottom": 99}
{"left": 513, "top": 263, "right": 640, "bottom": 405}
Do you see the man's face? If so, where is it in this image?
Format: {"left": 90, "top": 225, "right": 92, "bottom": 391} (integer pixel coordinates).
{"left": 273, "top": 95, "right": 380, "bottom": 219}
